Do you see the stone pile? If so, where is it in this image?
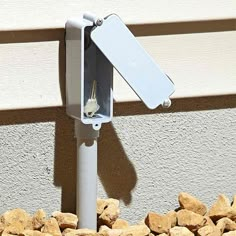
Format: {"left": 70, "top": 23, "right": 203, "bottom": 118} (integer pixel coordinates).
{"left": 0, "top": 193, "right": 236, "bottom": 236}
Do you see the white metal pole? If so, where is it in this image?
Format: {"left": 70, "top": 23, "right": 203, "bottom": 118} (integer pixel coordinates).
{"left": 75, "top": 120, "right": 99, "bottom": 230}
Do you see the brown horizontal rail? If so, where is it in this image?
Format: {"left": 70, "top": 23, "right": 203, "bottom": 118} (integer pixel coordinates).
{"left": 0, "top": 19, "right": 235, "bottom": 44}
{"left": 0, "top": 95, "right": 235, "bottom": 124}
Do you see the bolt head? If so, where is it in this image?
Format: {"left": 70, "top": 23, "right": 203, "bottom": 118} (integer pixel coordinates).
{"left": 162, "top": 99, "right": 172, "bottom": 108}
{"left": 96, "top": 18, "right": 103, "bottom": 26}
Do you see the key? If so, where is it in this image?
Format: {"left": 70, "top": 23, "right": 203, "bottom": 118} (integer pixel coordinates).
{"left": 84, "top": 80, "right": 100, "bottom": 117}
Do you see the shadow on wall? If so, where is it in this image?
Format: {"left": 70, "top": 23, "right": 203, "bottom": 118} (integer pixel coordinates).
{"left": 98, "top": 123, "right": 137, "bottom": 205}
{"left": 0, "top": 107, "right": 137, "bottom": 213}
{"left": 53, "top": 109, "right": 138, "bottom": 211}
{"left": 56, "top": 37, "right": 137, "bottom": 208}
{"left": 0, "top": 108, "right": 76, "bottom": 212}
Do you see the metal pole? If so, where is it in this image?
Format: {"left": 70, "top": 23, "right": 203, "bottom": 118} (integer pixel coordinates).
{"left": 75, "top": 121, "right": 99, "bottom": 230}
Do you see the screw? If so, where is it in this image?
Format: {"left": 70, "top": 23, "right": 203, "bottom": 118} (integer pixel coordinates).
{"left": 162, "top": 99, "right": 171, "bottom": 108}
{"left": 96, "top": 18, "right": 103, "bottom": 26}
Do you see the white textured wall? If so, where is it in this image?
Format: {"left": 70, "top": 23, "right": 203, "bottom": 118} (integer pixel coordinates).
{"left": 0, "top": 98, "right": 235, "bottom": 223}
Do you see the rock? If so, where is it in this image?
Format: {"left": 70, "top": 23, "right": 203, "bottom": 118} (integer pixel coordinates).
{"left": 158, "top": 234, "right": 168, "bottom": 236}
{"left": 97, "top": 199, "right": 120, "bottom": 227}
{"left": 207, "top": 194, "right": 230, "bottom": 220}
{"left": 222, "top": 231, "right": 236, "bottom": 236}
{"left": 208, "top": 194, "right": 236, "bottom": 222}
{"left": 63, "top": 229, "right": 97, "bottom": 236}
{"left": 178, "top": 192, "right": 207, "bottom": 216}
{"left": 99, "top": 225, "right": 111, "bottom": 232}
{"left": 32, "top": 210, "right": 47, "bottom": 230}
{"left": 21, "top": 229, "right": 52, "bottom": 236}
{"left": 99, "top": 226, "right": 122, "bottom": 236}
{"left": 137, "top": 220, "right": 145, "bottom": 225}
{"left": 197, "top": 225, "right": 221, "bottom": 236}
{"left": 52, "top": 211, "right": 78, "bottom": 229}
{"left": 62, "top": 229, "right": 75, "bottom": 236}
{"left": 0, "top": 220, "right": 4, "bottom": 233}
{"left": 98, "top": 231, "right": 109, "bottom": 236}
{"left": 203, "top": 216, "right": 215, "bottom": 227}
{"left": 99, "top": 225, "right": 150, "bottom": 236}
{"left": 148, "top": 233, "right": 155, "bottom": 236}
{"left": 1, "top": 233, "right": 14, "bottom": 236}
{"left": 41, "top": 218, "right": 61, "bottom": 236}
{"left": 120, "top": 225, "right": 150, "bottom": 236}
{"left": 166, "top": 210, "right": 177, "bottom": 227}
{"left": 177, "top": 209, "right": 206, "bottom": 232}
{"left": 2, "top": 222, "right": 24, "bottom": 235}
{"left": 169, "top": 226, "right": 194, "bottom": 236}
{"left": 25, "top": 219, "right": 34, "bottom": 230}
{"left": 112, "top": 219, "right": 129, "bottom": 229}
{"left": 2, "top": 209, "right": 31, "bottom": 229}
{"left": 232, "top": 196, "right": 236, "bottom": 209}
{"left": 97, "top": 199, "right": 119, "bottom": 215}
{"left": 145, "top": 212, "right": 171, "bottom": 234}
{"left": 216, "top": 217, "right": 236, "bottom": 233}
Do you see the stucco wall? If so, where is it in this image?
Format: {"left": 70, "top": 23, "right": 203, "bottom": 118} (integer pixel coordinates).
{"left": 0, "top": 96, "right": 235, "bottom": 224}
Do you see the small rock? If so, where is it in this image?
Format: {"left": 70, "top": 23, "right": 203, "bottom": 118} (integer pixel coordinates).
{"left": 2, "top": 209, "right": 31, "bottom": 228}
{"left": 41, "top": 218, "right": 61, "bottom": 236}
{"left": 208, "top": 194, "right": 236, "bottom": 222}
{"left": 21, "top": 229, "right": 52, "bottom": 236}
{"left": 207, "top": 194, "right": 230, "bottom": 220}
{"left": 63, "top": 229, "right": 97, "bottom": 236}
{"left": 62, "top": 229, "right": 75, "bottom": 236}
{"left": 207, "top": 194, "right": 230, "bottom": 218}
{"left": 120, "top": 225, "right": 150, "bottom": 236}
{"left": 112, "top": 219, "right": 129, "bottom": 229}
{"left": 216, "top": 217, "right": 236, "bottom": 233}
{"left": 158, "top": 234, "right": 168, "bottom": 236}
{"left": 166, "top": 210, "right": 177, "bottom": 227}
{"left": 223, "top": 231, "right": 236, "bottom": 236}
{"left": 32, "top": 210, "right": 47, "bottom": 230}
{"left": 197, "top": 225, "right": 221, "bottom": 236}
{"left": 177, "top": 209, "right": 206, "bottom": 232}
{"left": 99, "top": 225, "right": 111, "bottom": 232}
{"left": 99, "top": 225, "right": 150, "bottom": 236}
{"left": 0, "top": 220, "right": 4, "bottom": 233}
{"left": 169, "top": 226, "right": 194, "bottom": 236}
{"left": 25, "top": 219, "right": 34, "bottom": 231}
{"left": 137, "top": 220, "right": 145, "bottom": 225}
{"left": 98, "top": 231, "right": 109, "bottom": 236}
{"left": 148, "top": 233, "right": 155, "bottom": 236}
{"left": 52, "top": 211, "right": 78, "bottom": 229}
{"left": 232, "top": 196, "right": 236, "bottom": 209}
{"left": 99, "top": 226, "right": 122, "bottom": 236}
{"left": 1, "top": 233, "right": 14, "bottom": 236}
{"left": 97, "top": 199, "right": 120, "bottom": 227}
{"left": 2, "top": 222, "right": 24, "bottom": 235}
{"left": 203, "top": 216, "right": 215, "bottom": 227}
{"left": 145, "top": 212, "right": 171, "bottom": 234}
{"left": 97, "top": 199, "right": 119, "bottom": 215}
{"left": 178, "top": 192, "right": 207, "bottom": 216}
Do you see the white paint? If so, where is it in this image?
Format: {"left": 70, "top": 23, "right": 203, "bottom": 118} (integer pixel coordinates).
{"left": 0, "top": 31, "right": 236, "bottom": 110}
{"left": 0, "top": 0, "right": 235, "bottom": 30}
